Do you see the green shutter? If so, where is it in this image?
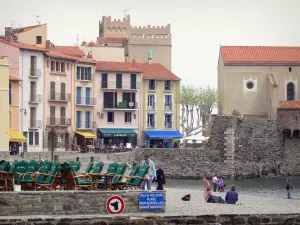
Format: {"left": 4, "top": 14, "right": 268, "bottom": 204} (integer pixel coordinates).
{"left": 116, "top": 74, "right": 122, "bottom": 89}
{"left": 131, "top": 74, "right": 136, "bottom": 89}
{"left": 50, "top": 106, "right": 55, "bottom": 125}
{"left": 50, "top": 82, "right": 55, "bottom": 100}
{"left": 61, "top": 82, "right": 66, "bottom": 101}
{"left": 101, "top": 73, "right": 107, "bottom": 88}
{"left": 60, "top": 107, "right": 66, "bottom": 125}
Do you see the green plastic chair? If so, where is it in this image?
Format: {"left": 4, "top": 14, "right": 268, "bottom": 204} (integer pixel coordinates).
{"left": 92, "top": 162, "right": 120, "bottom": 189}
{"left": 36, "top": 160, "right": 52, "bottom": 183}
{"left": 125, "top": 164, "right": 150, "bottom": 189}
{"left": 111, "top": 163, "right": 128, "bottom": 184}
{"left": 19, "top": 160, "right": 39, "bottom": 183}
{"left": 84, "top": 162, "right": 94, "bottom": 173}
{"left": 90, "top": 162, "right": 104, "bottom": 174}
{"left": 35, "top": 162, "right": 59, "bottom": 190}
{"left": 71, "top": 161, "right": 80, "bottom": 172}
{"left": 14, "top": 161, "right": 29, "bottom": 183}
{"left": 114, "top": 164, "right": 140, "bottom": 189}
{"left": 0, "top": 160, "right": 10, "bottom": 172}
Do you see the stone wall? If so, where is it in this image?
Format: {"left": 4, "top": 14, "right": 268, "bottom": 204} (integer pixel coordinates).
{"left": 0, "top": 213, "right": 299, "bottom": 225}
{"left": 282, "top": 138, "right": 300, "bottom": 176}
{"left": 0, "top": 190, "right": 165, "bottom": 216}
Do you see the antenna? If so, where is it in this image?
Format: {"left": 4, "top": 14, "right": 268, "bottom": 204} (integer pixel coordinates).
{"left": 33, "top": 15, "right": 41, "bottom": 25}
{"left": 123, "top": 9, "right": 130, "bottom": 17}
{"left": 10, "top": 20, "right": 15, "bottom": 28}
{"left": 76, "top": 34, "right": 80, "bottom": 46}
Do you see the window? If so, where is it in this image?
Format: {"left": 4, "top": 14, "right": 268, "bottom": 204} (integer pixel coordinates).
{"left": 50, "top": 82, "right": 56, "bottom": 100}
{"left": 23, "top": 132, "right": 28, "bottom": 152}
{"left": 35, "top": 132, "right": 39, "bottom": 145}
{"left": 131, "top": 74, "right": 136, "bottom": 89}
{"left": 125, "top": 112, "right": 132, "bottom": 123}
{"left": 76, "top": 87, "right": 82, "bottom": 104}
{"left": 61, "top": 63, "right": 65, "bottom": 72}
{"left": 55, "top": 62, "right": 60, "bottom": 72}
{"left": 60, "top": 107, "right": 66, "bottom": 125}
{"left": 50, "top": 106, "right": 55, "bottom": 125}
{"left": 77, "top": 67, "right": 92, "bottom": 81}
{"left": 76, "top": 111, "right": 82, "bottom": 128}
{"left": 287, "top": 82, "right": 295, "bottom": 101}
{"left": 147, "top": 113, "right": 155, "bottom": 128}
{"left": 29, "top": 132, "right": 34, "bottom": 145}
{"left": 9, "top": 83, "right": 12, "bottom": 104}
{"left": 148, "top": 80, "right": 156, "bottom": 90}
{"left": 289, "top": 67, "right": 292, "bottom": 72}
{"left": 101, "top": 73, "right": 108, "bottom": 88}
{"left": 165, "top": 95, "right": 172, "bottom": 109}
{"left": 86, "top": 87, "right": 91, "bottom": 105}
{"left": 107, "top": 112, "right": 114, "bottom": 123}
{"left": 147, "top": 95, "right": 155, "bottom": 109}
{"left": 30, "top": 56, "right": 37, "bottom": 76}
{"left": 61, "top": 82, "right": 66, "bottom": 100}
{"left": 67, "top": 63, "right": 69, "bottom": 70}
{"left": 51, "top": 61, "right": 55, "bottom": 71}
{"left": 246, "top": 81, "right": 254, "bottom": 89}
{"left": 165, "top": 80, "right": 172, "bottom": 90}
{"left": 36, "top": 36, "right": 42, "bottom": 44}
{"left": 86, "top": 111, "right": 91, "bottom": 128}
{"left": 164, "top": 113, "right": 172, "bottom": 128}
{"left": 116, "top": 74, "right": 122, "bottom": 89}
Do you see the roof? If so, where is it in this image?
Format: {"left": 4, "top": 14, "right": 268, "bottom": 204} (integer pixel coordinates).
{"left": 9, "top": 75, "right": 22, "bottom": 81}
{"left": 220, "top": 46, "right": 300, "bottom": 65}
{"left": 278, "top": 101, "right": 300, "bottom": 109}
{"left": 12, "top": 24, "right": 45, "bottom": 33}
{"left": 0, "top": 38, "right": 47, "bottom": 52}
{"left": 55, "top": 46, "right": 86, "bottom": 57}
{"left": 97, "top": 37, "right": 128, "bottom": 42}
{"left": 96, "top": 60, "right": 181, "bottom": 80}
{"left": 45, "top": 51, "right": 96, "bottom": 64}
{"left": 87, "top": 41, "right": 96, "bottom": 47}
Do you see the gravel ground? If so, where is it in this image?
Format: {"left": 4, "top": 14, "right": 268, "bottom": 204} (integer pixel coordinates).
{"left": 163, "top": 188, "right": 300, "bottom": 215}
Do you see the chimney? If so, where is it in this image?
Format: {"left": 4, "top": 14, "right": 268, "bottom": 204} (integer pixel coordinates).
{"left": 81, "top": 41, "right": 87, "bottom": 47}
{"left": 5, "top": 27, "right": 13, "bottom": 42}
{"left": 46, "top": 40, "right": 51, "bottom": 49}
{"left": 132, "top": 59, "right": 137, "bottom": 67}
{"left": 87, "top": 51, "right": 93, "bottom": 59}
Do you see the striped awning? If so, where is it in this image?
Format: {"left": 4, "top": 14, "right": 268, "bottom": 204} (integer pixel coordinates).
{"left": 9, "top": 130, "right": 27, "bottom": 142}
{"left": 75, "top": 131, "right": 96, "bottom": 139}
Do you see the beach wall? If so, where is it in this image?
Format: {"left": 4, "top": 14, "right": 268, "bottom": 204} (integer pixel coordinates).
{"left": 1, "top": 213, "right": 299, "bottom": 224}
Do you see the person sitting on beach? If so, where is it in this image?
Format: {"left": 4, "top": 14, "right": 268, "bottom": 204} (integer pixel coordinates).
{"left": 202, "top": 178, "right": 225, "bottom": 204}
{"left": 225, "top": 184, "right": 238, "bottom": 205}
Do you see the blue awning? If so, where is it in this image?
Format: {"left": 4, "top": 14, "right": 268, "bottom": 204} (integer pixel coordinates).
{"left": 144, "top": 130, "right": 183, "bottom": 139}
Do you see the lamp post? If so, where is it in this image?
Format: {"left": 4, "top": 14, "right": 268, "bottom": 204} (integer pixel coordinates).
{"left": 46, "top": 125, "right": 57, "bottom": 161}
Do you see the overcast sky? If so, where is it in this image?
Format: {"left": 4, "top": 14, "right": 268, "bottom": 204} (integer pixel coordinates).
{"left": 1, "top": 0, "right": 300, "bottom": 88}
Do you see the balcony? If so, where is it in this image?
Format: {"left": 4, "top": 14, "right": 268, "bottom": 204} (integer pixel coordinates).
{"left": 76, "top": 73, "right": 94, "bottom": 82}
{"left": 147, "top": 103, "right": 156, "bottom": 110}
{"left": 29, "top": 120, "right": 42, "bottom": 129}
{"left": 29, "top": 94, "right": 42, "bottom": 103}
{"left": 101, "top": 81, "right": 140, "bottom": 90}
{"left": 76, "top": 121, "right": 96, "bottom": 130}
{"left": 48, "top": 92, "right": 71, "bottom": 102}
{"left": 164, "top": 103, "right": 173, "bottom": 110}
{"left": 103, "top": 102, "right": 138, "bottom": 110}
{"left": 29, "top": 68, "right": 41, "bottom": 78}
{"left": 48, "top": 118, "right": 71, "bottom": 126}
{"left": 76, "top": 97, "right": 96, "bottom": 106}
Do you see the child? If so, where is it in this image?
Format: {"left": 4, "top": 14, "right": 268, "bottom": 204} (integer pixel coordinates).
{"left": 153, "top": 165, "right": 166, "bottom": 190}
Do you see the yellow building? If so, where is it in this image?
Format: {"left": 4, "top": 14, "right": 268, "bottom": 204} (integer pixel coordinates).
{"left": 139, "top": 63, "right": 182, "bottom": 148}
{"left": 0, "top": 57, "right": 10, "bottom": 152}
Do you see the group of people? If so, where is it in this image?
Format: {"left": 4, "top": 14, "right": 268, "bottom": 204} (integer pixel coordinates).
{"left": 212, "top": 175, "right": 225, "bottom": 192}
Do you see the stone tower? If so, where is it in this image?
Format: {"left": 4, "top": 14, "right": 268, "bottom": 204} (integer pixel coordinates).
{"left": 98, "top": 15, "right": 172, "bottom": 70}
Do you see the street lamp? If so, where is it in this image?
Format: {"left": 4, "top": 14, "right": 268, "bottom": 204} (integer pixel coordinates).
{"left": 46, "top": 125, "right": 58, "bottom": 161}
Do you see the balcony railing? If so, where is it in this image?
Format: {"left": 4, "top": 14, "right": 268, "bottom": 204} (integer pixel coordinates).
{"left": 103, "top": 102, "right": 138, "bottom": 110}
{"left": 48, "top": 92, "right": 71, "bottom": 102}
{"left": 76, "top": 121, "right": 96, "bottom": 129}
{"left": 29, "top": 68, "right": 41, "bottom": 78}
{"left": 164, "top": 103, "right": 173, "bottom": 110}
{"left": 147, "top": 103, "right": 156, "bottom": 110}
{"left": 48, "top": 118, "right": 71, "bottom": 126}
{"left": 76, "top": 73, "right": 94, "bottom": 82}
{"left": 29, "top": 94, "right": 42, "bottom": 103}
{"left": 147, "top": 122, "right": 155, "bottom": 129}
{"left": 76, "top": 97, "right": 96, "bottom": 106}
{"left": 101, "top": 81, "right": 140, "bottom": 90}
{"left": 29, "top": 120, "right": 42, "bottom": 129}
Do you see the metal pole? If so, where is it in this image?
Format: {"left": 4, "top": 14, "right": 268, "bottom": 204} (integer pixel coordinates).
{"left": 51, "top": 126, "right": 54, "bottom": 161}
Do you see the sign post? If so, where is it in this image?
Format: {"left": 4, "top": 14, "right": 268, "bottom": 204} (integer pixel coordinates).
{"left": 106, "top": 195, "right": 125, "bottom": 214}
{"left": 139, "top": 192, "right": 165, "bottom": 211}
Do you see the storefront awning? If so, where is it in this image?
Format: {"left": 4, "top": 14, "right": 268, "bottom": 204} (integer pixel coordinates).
{"left": 98, "top": 128, "right": 137, "bottom": 137}
{"left": 75, "top": 131, "right": 96, "bottom": 139}
{"left": 144, "top": 130, "right": 183, "bottom": 139}
{"left": 9, "top": 130, "right": 27, "bottom": 142}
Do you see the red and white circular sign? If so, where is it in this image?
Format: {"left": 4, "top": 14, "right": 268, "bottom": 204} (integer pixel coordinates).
{"left": 106, "top": 195, "right": 125, "bottom": 214}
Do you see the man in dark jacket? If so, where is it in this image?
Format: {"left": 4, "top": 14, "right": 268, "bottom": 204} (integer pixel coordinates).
{"left": 225, "top": 184, "right": 238, "bottom": 205}
{"left": 153, "top": 165, "right": 166, "bottom": 190}
{"left": 286, "top": 179, "right": 293, "bottom": 199}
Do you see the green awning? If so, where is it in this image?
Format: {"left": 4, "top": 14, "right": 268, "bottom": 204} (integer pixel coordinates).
{"left": 98, "top": 128, "right": 137, "bottom": 137}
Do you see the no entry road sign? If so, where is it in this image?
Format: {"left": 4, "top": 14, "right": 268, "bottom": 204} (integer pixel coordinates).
{"left": 106, "top": 195, "right": 125, "bottom": 214}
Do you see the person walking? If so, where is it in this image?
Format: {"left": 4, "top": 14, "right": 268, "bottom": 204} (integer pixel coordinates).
{"left": 286, "top": 179, "right": 293, "bottom": 199}
{"left": 153, "top": 165, "right": 166, "bottom": 190}
{"left": 212, "top": 175, "right": 218, "bottom": 192}
{"left": 225, "top": 184, "right": 238, "bottom": 205}
{"left": 142, "top": 156, "right": 156, "bottom": 190}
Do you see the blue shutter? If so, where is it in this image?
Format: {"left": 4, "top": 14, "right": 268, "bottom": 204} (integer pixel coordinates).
{"left": 85, "top": 111, "right": 90, "bottom": 128}
{"left": 76, "top": 111, "right": 81, "bottom": 128}
{"left": 9, "top": 83, "right": 12, "bottom": 104}
{"left": 86, "top": 87, "right": 91, "bottom": 105}
{"left": 88, "top": 67, "right": 92, "bottom": 81}
{"left": 77, "top": 67, "right": 80, "bottom": 80}
{"left": 76, "top": 87, "right": 82, "bottom": 104}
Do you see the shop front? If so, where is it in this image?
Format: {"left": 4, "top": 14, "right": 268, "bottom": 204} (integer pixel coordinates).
{"left": 98, "top": 128, "right": 137, "bottom": 147}
{"left": 9, "top": 130, "right": 27, "bottom": 154}
{"left": 74, "top": 130, "right": 96, "bottom": 152}
{"left": 143, "top": 130, "right": 183, "bottom": 148}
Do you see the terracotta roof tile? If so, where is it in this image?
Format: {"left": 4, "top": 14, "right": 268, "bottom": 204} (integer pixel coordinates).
{"left": 55, "top": 46, "right": 86, "bottom": 57}
{"left": 11, "top": 24, "right": 45, "bottom": 33}
{"left": 96, "top": 61, "right": 181, "bottom": 80}
{"left": 278, "top": 101, "right": 300, "bottom": 109}
{"left": 0, "top": 38, "right": 47, "bottom": 52}
{"left": 97, "top": 37, "right": 128, "bottom": 42}
{"left": 9, "top": 75, "right": 22, "bottom": 81}
{"left": 220, "top": 46, "right": 300, "bottom": 65}
{"left": 87, "top": 41, "right": 96, "bottom": 47}
{"left": 45, "top": 51, "right": 96, "bottom": 64}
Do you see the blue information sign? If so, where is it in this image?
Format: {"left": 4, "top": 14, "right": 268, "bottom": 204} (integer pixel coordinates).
{"left": 139, "top": 192, "right": 165, "bottom": 210}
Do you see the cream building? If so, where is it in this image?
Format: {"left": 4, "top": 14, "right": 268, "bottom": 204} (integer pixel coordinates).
{"left": 218, "top": 46, "right": 300, "bottom": 119}
{"left": 0, "top": 57, "right": 10, "bottom": 151}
